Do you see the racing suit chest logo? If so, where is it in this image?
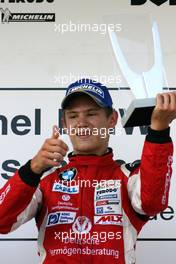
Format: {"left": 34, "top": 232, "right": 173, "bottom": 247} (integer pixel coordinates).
{"left": 59, "top": 168, "right": 77, "bottom": 181}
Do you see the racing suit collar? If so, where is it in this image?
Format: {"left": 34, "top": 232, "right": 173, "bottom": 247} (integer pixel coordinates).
{"left": 68, "top": 148, "right": 115, "bottom": 166}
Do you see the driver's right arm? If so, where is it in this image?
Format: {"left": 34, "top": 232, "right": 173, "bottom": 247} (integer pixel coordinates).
{"left": 0, "top": 126, "right": 68, "bottom": 234}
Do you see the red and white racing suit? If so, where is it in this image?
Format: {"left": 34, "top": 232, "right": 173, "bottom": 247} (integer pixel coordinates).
{"left": 0, "top": 128, "right": 173, "bottom": 264}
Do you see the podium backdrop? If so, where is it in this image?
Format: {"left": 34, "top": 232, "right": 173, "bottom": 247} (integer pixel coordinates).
{"left": 0, "top": 88, "right": 176, "bottom": 264}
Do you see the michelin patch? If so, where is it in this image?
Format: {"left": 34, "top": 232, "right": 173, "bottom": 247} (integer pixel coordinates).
{"left": 59, "top": 168, "right": 77, "bottom": 181}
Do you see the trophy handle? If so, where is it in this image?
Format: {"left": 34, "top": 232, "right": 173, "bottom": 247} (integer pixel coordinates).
{"left": 108, "top": 21, "right": 166, "bottom": 99}
{"left": 108, "top": 29, "right": 147, "bottom": 99}
{"left": 143, "top": 21, "right": 167, "bottom": 97}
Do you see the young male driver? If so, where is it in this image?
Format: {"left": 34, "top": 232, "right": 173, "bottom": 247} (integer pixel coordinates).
{"left": 0, "top": 79, "right": 176, "bottom": 264}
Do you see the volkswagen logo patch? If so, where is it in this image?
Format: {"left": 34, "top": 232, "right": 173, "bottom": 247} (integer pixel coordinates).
{"left": 72, "top": 216, "right": 92, "bottom": 235}
{"left": 59, "top": 168, "right": 77, "bottom": 181}
{"left": 62, "top": 194, "right": 70, "bottom": 201}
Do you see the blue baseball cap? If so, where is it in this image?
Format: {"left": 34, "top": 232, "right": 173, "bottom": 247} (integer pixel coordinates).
{"left": 61, "top": 79, "right": 113, "bottom": 109}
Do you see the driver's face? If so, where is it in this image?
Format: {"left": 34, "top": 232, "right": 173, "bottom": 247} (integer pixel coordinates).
{"left": 63, "top": 94, "right": 117, "bottom": 155}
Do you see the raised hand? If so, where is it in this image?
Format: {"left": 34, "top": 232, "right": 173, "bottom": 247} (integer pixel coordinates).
{"left": 151, "top": 92, "right": 176, "bottom": 131}
{"left": 30, "top": 125, "right": 69, "bottom": 174}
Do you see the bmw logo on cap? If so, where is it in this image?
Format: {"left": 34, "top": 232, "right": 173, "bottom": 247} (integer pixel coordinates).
{"left": 59, "top": 168, "right": 77, "bottom": 181}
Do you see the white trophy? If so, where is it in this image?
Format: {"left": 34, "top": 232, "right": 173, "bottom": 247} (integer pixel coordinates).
{"left": 108, "top": 21, "right": 168, "bottom": 127}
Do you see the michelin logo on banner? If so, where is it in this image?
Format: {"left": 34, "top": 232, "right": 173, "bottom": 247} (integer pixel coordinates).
{"left": 0, "top": 8, "right": 55, "bottom": 23}
{"left": 0, "top": 0, "right": 55, "bottom": 23}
